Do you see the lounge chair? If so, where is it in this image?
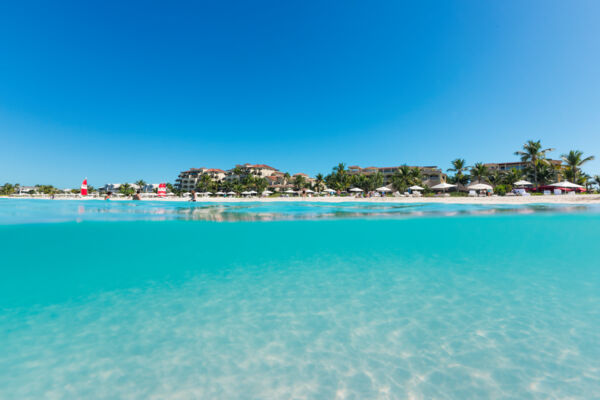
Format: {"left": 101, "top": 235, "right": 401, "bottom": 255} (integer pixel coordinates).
{"left": 468, "top": 190, "right": 477, "bottom": 197}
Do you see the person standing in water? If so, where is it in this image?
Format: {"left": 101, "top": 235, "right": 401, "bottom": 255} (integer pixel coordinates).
{"left": 190, "top": 189, "right": 197, "bottom": 202}
{"left": 133, "top": 190, "right": 141, "bottom": 201}
{"left": 105, "top": 191, "right": 112, "bottom": 200}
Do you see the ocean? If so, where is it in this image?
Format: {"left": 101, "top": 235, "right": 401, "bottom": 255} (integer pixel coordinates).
{"left": 0, "top": 199, "right": 599, "bottom": 399}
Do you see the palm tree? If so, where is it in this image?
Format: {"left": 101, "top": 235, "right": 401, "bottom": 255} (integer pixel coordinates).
{"left": 391, "top": 165, "right": 413, "bottom": 192}
{"left": 487, "top": 170, "right": 504, "bottom": 187}
{"left": 448, "top": 159, "right": 469, "bottom": 176}
{"left": 515, "top": 140, "right": 554, "bottom": 186}
{"left": 470, "top": 163, "right": 490, "bottom": 184}
{"left": 315, "top": 173, "right": 325, "bottom": 192}
{"left": 196, "top": 174, "right": 212, "bottom": 192}
{"left": 135, "top": 179, "right": 146, "bottom": 192}
{"left": 502, "top": 168, "right": 523, "bottom": 186}
{"left": 283, "top": 172, "right": 291, "bottom": 187}
{"left": 293, "top": 175, "right": 306, "bottom": 190}
{"left": 561, "top": 150, "right": 595, "bottom": 183}
{"left": 119, "top": 183, "right": 134, "bottom": 196}
{"left": 593, "top": 175, "right": 600, "bottom": 192}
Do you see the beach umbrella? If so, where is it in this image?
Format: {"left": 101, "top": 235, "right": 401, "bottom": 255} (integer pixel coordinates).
{"left": 304, "top": 189, "right": 314, "bottom": 193}
{"left": 468, "top": 183, "right": 493, "bottom": 191}
{"left": 514, "top": 180, "right": 533, "bottom": 186}
{"left": 324, "top": 188, "right": 335, "bottom": 193}
{"left": 227, "top": 191, "right": 237, "bottom": 195}
{"left": 376, "top": 186, "right": 392, "bottom": 192}
{"left": 549, "top": 181, "right": 583, "bottom": 188}
{"left": 216, "top": 191, "right": 225, "bottom": 195}
{"left": 431, "top": 182, "right": 456, "bottom": 193}
{"left": 249, "top": 190, "right": 257, "bottom": 194}
{"left": 241, "top": 191, "right": 251, "bottom": 195}
{"left": 284, "top": 189, "right": 296, "bottom": 194}
{"left": 204, "top": 192, "right": 213, "bottom": 195}
{"left": 408, "top": 185, "right": 424, "bottom": 191}
{"left": 262, "top": 190, "right": 273, "bottom": 195}
{"left": 349, "top": 187, "right": 363, "bottom": 192}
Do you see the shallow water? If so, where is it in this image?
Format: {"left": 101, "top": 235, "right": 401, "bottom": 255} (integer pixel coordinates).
{"left": 0, "top": 200, "right": 599, "bottom": 399}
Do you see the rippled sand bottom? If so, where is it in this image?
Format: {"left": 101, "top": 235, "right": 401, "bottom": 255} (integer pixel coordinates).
{"left": 1, "top": 217, "right": 599, "bottom": 399}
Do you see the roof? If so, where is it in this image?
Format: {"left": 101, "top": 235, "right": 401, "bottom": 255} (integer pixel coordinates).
{"left": 206, "top": 168, "right": 225, "bottom": 173}
{"left": 293, "top": 173, "right": 308, "bottom": 177}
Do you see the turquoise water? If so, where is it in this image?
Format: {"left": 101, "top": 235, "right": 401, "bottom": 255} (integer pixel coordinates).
{"left": 1, "top": 200, "right": 599, "bottom": 399}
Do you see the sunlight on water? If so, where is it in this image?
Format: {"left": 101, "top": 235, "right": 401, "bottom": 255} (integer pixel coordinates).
{"left": 0, "top": 201, "right": 599, "bottom": 399}
{"left": 0, "top": 199, "right": 598, "bottom": 224}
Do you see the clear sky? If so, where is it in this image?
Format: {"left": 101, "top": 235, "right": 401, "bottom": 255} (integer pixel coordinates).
{"left": 1, "top": 1, "right": 599, "bottom": 187}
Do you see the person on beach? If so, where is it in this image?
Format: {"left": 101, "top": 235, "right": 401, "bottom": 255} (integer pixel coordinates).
{"left": 105, "top": 191, "right": 112, "bottom": 200}
{"left": 190, "top": 189, "right": 197, "bottom": 202}
{"left": 133, "top": 190, "right": 141, "bottom": 201}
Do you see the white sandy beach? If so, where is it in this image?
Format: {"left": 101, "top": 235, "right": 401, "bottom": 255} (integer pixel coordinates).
{"left": 4, "top": 195, "right": 600, "bottom": 205}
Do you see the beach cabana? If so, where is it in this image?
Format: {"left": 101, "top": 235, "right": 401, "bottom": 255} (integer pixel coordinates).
{"left": 546, "top": 181, "right": 584, "bottom": 194}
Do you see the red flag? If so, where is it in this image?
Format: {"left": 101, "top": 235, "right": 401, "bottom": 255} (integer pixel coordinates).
{"left": 81, "top": 178, "right": 88, "bottom": 196}
{"left": 157, "top": 183, "right": 166, "bottom": 197}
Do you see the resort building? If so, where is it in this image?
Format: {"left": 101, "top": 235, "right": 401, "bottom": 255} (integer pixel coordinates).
{"left": 347, "top": 165, "right": 447, "bottom": 187}
{"left": 175, "top": 168, "right": 209, "bottom": 191}
{"left": 483, "top": 159, "right": 562, "bottom": 172}
{"left": 226, "top": 163, "right": 280, "bottom": 180}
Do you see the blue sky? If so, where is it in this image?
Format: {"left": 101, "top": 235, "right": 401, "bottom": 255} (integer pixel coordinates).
{"left": 1, "top": 1, "right": 599, "bottom": 187}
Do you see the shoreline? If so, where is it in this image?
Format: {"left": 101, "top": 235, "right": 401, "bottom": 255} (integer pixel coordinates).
{"left": 3, "top": 195, "right": 600, "bottom": 205}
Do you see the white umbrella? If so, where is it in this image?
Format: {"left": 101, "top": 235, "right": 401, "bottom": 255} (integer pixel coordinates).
{"left": 227, "top": 191, "right": 237, "bottom": 195}
{"left": 514, "top": 180, "right": 533, "bottom": 186}
{"left": 262, "top": 190, "right": 273, "bottom": 195}
{"left": 304, "top": 189, "right": 314, "bottom": 193}
{"left": 249, "top": 190, "right": 257, "bottom": 194}
{"left": 408, "top": 185, "right": 424, "bottom": 191}
{"left": 204, "top": 192, "right": 213, "bottom": 195}
{"left": 349, "top": 188, "right": 363, "bottom": 192}
{"left": 284, "top": 189, "right": 296, "bottom": 194}
{"left": 324, "top": 188, "right": 336, "bottom": 193}
{"left": 376, "top": 186, "right": 392, "bottom": 192}
{"left": 431, "top": 183, "right": 456, "bottom": 190}
{"left": 241, "top": 191, "right": 251, "bottom": 195}
{"left": 216, "top": 191, "right": 225, "bottom": 195}
{"left": 550, "top": 181, "right": 583, "bottom": 188}
{"left": 468, "top": 183, "right": 493, "bottom": 191}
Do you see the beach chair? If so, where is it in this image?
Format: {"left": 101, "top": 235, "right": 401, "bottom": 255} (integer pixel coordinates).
{"left": 554, "top": 189, "right": 562, "bottom": 195}
{"left": 468, "top": 190, "right": 477, "bottom": 197}
{"left": 543, "top": 190, "right": 551, "bottom": 195}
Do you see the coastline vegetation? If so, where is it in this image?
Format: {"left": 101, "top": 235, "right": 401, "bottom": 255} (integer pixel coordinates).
{"left": 1, "top": 140, "right": 598, "bottom": 196}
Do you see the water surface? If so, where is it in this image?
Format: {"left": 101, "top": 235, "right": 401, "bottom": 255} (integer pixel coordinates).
{"left": 0, "top": 200, "right": 598, "bottom": 399}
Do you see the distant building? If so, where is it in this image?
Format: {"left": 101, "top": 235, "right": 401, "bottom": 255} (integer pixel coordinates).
{"left": 225, "top": 163, "right": 280, "bottom": 181}
{"left": 175, "top": 168, "right": 209, "bottom": 191}
{"left": 483, "top": 159, "right": 562, "bottom": 172}
{"left": 347, "top": 165, "right": 446, "bottom": 187}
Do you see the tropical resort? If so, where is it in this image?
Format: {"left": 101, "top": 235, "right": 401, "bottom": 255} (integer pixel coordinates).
{"left": 1, "top": 140, "right": 598, "bottom": 201}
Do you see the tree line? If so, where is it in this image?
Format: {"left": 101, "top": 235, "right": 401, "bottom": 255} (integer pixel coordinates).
{"left": 2, "top": 140, "right": 598, "bottom": 196}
